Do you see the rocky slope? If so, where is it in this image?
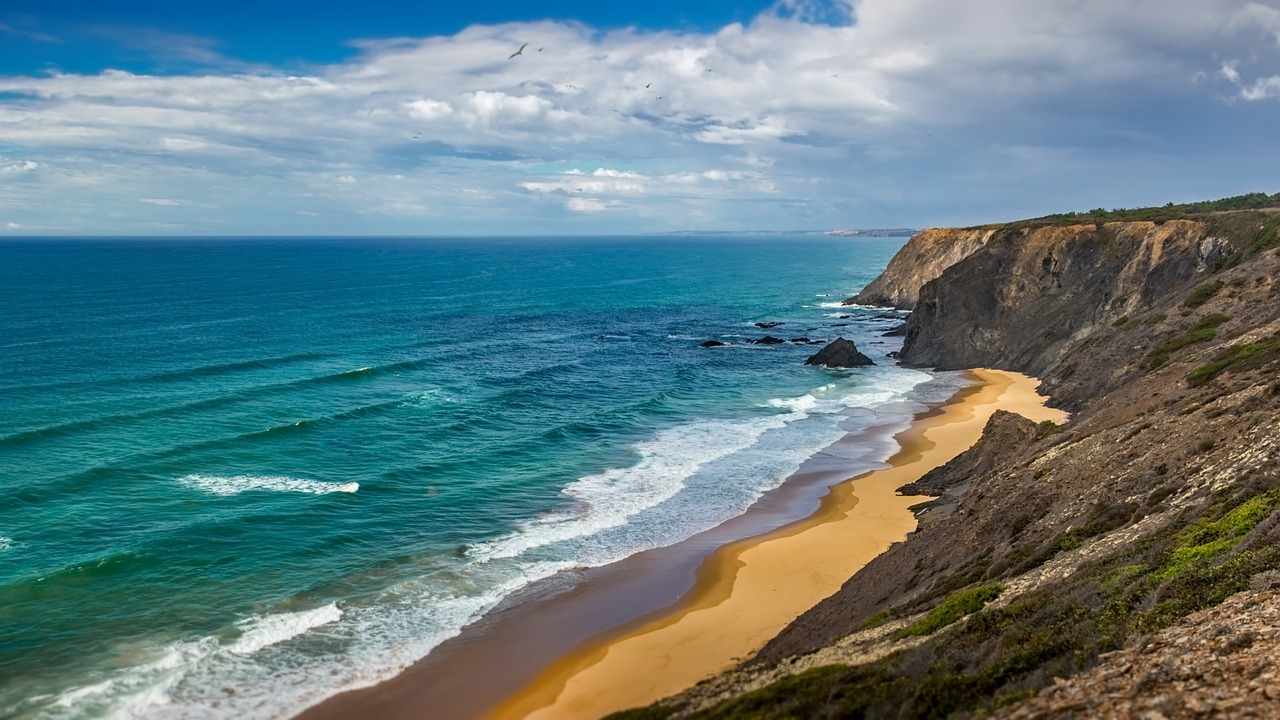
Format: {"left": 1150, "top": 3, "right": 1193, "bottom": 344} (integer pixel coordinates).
{"left": 615, "top": 208, "right": 1280, "bottom": 720}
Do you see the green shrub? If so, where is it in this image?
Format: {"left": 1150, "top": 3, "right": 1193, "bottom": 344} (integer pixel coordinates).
{"left": 1113, "top": 316, "right": 1130, "bottom": 327}
{"left": 898, "top": 584, "right": 1004, "bottom": 638}
{"left": 1143, "top": 314, "right": 1229, "bottom": 369}
{"left": 1188, "top": 337, "right": 1280, "bottom": 386}
{"left": 1153, "top": 491, "right": 1280, "bottom": 581}
{"left": 860, "top": 610, "right": 893, "bottom": 630}
{"left": 1184, "top": 281, "right": 1225, "bottom": 308}
{"left": 1036, "top": 420, "right": 1062, "bottom": 438}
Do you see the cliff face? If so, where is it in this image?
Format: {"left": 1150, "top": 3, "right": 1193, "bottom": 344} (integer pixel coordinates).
{"left": 844, "top": 227, "right": 997, "bottom": 309}
{"left": 899, "top": 218, "right": 1268, "bottom": 409}
{"left": 624, "top": 209, "right": 1280, "bottom": 720}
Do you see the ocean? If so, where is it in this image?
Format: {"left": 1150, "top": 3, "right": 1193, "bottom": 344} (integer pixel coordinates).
{"left": 0, "top": 235, "right": 961, "bottom": 719}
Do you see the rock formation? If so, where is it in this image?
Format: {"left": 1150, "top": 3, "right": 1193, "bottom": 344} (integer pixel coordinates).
{"left": 803, "top": 338, "right": 874, "bottom": 367}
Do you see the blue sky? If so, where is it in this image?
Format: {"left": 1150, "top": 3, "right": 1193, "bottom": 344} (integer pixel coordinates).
{"left": 2, "top": 0, "right": 1279, "bottom": 235}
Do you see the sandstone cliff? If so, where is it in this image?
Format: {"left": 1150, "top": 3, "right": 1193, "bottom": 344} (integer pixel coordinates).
{"left": 843, "top": 227, "right": 997, "bottom": 308}
{"left": 618, "top": 208, "right": 1280, "bottom": 720}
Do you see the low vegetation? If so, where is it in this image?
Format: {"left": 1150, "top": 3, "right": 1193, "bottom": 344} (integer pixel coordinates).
{"left": 1143, "top": 314, "right": 1229, "bottom": 369}
{"left": 1183, "top": 281, "right": 1225, "bottom": 309}
{"left": 897, "top": 584, "right": 1004, "bottom": 639}
{"left": 1188, "top": 337, "right": 1280, "bottom": 387}
{"left": 1005, "top": 192, "right": 1280, "bottom": 230}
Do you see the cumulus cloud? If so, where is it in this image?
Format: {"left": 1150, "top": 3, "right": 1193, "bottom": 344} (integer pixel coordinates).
{"left": 0, "top": 0, "right": 1278, "bottom": 234}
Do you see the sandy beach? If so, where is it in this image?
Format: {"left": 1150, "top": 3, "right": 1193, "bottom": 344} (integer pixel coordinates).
{"left": 490, "top": 368, "right": 1068, "bottom": 720}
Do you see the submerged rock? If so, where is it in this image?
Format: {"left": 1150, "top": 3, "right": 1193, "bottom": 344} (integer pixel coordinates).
{"left": 754, "top": 321, "right": 785, "bottom": 329}
{"left": 749, "top": 336, "right": 786, "bottom": 345}
{"left": 700, "top": 340, "right": 728, "bottom": 348}
{"left": 803, "top": 338, "right": 875, "bottom": 368}
{"left": 883, "top": 323, "right": 908, "bottom": 337}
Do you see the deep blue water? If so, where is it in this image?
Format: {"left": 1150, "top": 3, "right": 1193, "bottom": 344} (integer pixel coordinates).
{"left": 0, "top": 235, "right": 947, "bottom": 719}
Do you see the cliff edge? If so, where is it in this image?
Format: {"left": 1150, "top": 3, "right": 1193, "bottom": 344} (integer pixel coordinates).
{"left": 615, "top": 203, "right": 1280, "bottom": 720}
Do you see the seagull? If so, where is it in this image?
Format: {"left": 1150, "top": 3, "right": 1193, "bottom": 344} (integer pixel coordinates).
{"left": 538, "top": 47, "right": 544, "bottom": 52}
{"left": 509, "top": 42, "right": 528, "bottom": 59}
{"left": 645, "top": 83, "right": 651, "bottom": 88}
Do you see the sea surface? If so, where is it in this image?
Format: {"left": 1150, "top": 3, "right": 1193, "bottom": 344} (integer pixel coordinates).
{"left": 0, "top": 235, "right": 960, "bottom": 719}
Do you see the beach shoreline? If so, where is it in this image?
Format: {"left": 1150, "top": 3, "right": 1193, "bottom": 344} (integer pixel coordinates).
{"left": 296, "top": 369, "right": 1065, "bottom": 720}
{"left": 489, "top": 368, "right": 1067, "bottom": 720}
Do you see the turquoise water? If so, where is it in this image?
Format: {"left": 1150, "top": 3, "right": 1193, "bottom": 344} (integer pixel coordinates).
{"left": 0, "top": 236, "right": 946, "bottom": 719}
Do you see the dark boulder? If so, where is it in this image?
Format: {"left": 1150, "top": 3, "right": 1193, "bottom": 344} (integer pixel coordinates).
{"left": 883, "top": 323, "right": 907, "bottom": 337}
{"left": 750, "top": 336, "right": 786, "bottom": 345}
{"left": 700, "top": 340, "right": 728, "bottom": 348}
{"left": 804, "top": 338, "right": 875, "bottom": 368}
{"left": 754, "top": 321, "right": 784, "bottom": 329}
{"left": 790, "top": 337, "right": 823, "bottom": 345}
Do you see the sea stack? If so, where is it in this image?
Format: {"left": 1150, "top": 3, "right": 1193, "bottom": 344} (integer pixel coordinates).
{"left": 803, "top": 337, "right": 874, "bottom": 368}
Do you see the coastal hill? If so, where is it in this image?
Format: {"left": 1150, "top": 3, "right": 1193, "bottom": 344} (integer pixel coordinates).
{"left": 617, "top": 195, "right": 1280, "bottom": 718}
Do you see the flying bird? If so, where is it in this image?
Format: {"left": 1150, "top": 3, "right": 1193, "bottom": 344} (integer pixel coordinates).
{"left": 538, "top": 47, "right": 544, "bottom": 52}
{"left": 645, "top": 83, "right": 651, "bottom": 88}
{"left": 509, "top": 42, "right": 528, "bottom": 59}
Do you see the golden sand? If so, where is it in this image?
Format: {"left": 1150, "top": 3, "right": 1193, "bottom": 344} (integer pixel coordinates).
{"left": 490, "top": 369, "right": 1068, "bottom": 720}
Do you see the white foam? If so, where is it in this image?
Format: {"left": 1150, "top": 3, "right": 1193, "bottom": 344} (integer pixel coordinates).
{"left": 0, "top": 535, "right": 12, "bottom": 552}
{"left": 468, "top": 410, "right": 811, "bottom": 563}
{"left": 179, "top": 474, "right": 359, "bottom": 496}
{"left": 767, "top": 394, "right": 818, "bottom": 412}
{"left": 53, "top": 679, "right": 114, "bottom": 708}
{"left": 228, "top": 603, "right": 342, "bottom": 656}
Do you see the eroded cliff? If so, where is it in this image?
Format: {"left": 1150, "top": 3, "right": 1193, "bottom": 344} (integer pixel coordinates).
{"left": 618, "top": 207, "right": 1280, "bottom": 720}
{"left": 843, "top": 227, "right": 997, "bottom": 309}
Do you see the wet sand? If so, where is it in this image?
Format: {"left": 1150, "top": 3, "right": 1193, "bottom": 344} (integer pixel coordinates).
{"left": 490, "top": 369, "right": 1068, "bottom": 719}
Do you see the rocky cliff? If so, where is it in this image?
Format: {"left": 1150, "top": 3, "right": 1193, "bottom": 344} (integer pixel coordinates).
{"left": 617, "top": 208, "right": 1280, "bottom": 720}
{"left": 843, "top": 227, "right": 997, "bottom": 309}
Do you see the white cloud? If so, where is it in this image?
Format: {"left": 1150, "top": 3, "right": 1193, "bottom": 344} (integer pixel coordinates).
{"left": 140, "top": 197, "right": 186, "bottom": 205}
{"left": 567, "top": 197, "right": 618, "bottom": 213}
{"left": 407, "top": 99, "right": 453, "bottom": 120}
{"left": 1240, "top": 75, "right": 1280, "bottom": 100}
{"left": 1231, "top": 2, "right": 1280, "bottom": 44}
{"left": 5, "top": 222, "right": 21, "bottom": 229}
{"left": 0, "top": 0, "right": 1277, "bottom": 234}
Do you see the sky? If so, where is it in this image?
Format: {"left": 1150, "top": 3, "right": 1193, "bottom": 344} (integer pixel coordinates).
{"left": 1, "top": 0, "right": 1279, "bottom": 236}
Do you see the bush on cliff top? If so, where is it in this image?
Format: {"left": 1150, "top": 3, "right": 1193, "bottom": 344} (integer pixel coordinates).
{"left": 1008, "top": 192, "right": 1280, "bottom": 229}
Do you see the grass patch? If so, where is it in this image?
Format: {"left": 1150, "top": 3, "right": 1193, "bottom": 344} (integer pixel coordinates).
{"left": 1113, "top": 315, "right": 1130, "bottom": 327}
{"left": 1188, "top": 337, "right": 1280, "bottom": 387}
{"left": 1154, "top": 491, "right": 1280, "bottom": 582}
{"left": 1143, "top": 314, "right": 1229, "bottom": 369}
{"left": 1183, "top": 281, "right": 1225, "bottom": 308}
{"left": 898, "top": 584, "right": 1004, "bottom": 639}
{"left": 1144, "top": 313, "right": 1167, "bottom": 326}
{"left": 860, "top": 610, "right": 893, "bottom": 630}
